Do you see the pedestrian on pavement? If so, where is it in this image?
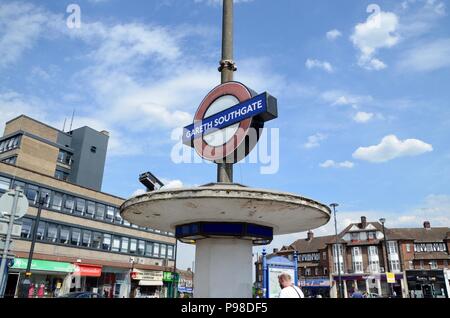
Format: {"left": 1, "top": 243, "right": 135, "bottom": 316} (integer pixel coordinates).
{"left": 278, "top": 273, "right": 304, "bottom": 298}
{"left": 351, "top": 289, "right": 364, "bottom": 298}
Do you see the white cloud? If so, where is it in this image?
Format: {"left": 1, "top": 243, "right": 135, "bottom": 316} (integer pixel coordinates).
{"left": 321, "top": 90, "right": 373, "bottom": 108}
{"left": 326, "top": 29, "right": 342, "bottom": 41}
{"left": 398, "top": 38, "right": 450, "bottom": 72}
{"left": 304, "top": 133, "right": 327, "bottom": 149}
{"left": 319, "top": 160, "right": 354, "bottom": 169}
{"left": 0, "top": 2, "right": 59, "bottom": 68}
{"left": 350, "top": 10, "right": 400, "bottom": 70}
{"left": 161, "top": 178, "right": 184, "bottom": 189}
{"left": 353, "top": 111, "right": 374, "bottom": 123}
{"left": 305, "top": 59, "right": 334, "bottom": 73}
{"left": 353, "top": 135, "right": 433, "bottom": 163}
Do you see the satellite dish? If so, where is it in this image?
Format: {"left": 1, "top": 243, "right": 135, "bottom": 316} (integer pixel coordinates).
{"left": 0, "top": 189, "right": 29, "bottom": 219}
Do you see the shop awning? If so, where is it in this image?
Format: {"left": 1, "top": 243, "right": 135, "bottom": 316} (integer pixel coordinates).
{"left": 139, "top": 280, "right": 164, "bottom": 286}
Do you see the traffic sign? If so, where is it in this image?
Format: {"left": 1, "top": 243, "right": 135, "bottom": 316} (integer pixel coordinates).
{"left": 183, "top": 81, "right": 277, "bottom": 163}
{"left": 0, "top": 189, "right": 29, "bottom": 219}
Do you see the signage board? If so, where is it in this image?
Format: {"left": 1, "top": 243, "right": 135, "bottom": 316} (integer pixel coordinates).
{"left": 11, "top": 258, "right": 75, "bottom": 273}
{"left": 73, "top": 264, "right": 102, "bottom": 277}
{"left": 163, "top": 271, "right": 179, "bottom": 282}
{"left": 183, "top": 81, "right": 277, "bottom": 163}
{"left": 131, "top": 269, "right": 163, "bottom": 281}
{"left": 268, "top": 267, "right": 295, "bottom": 298}
{"left": 386, "top": 272, "right": 396, "bottom": 284}
{"left": 0, "top": 190, "right": 29, "bottom": 219}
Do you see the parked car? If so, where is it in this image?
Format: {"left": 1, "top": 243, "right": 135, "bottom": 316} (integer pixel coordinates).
{"left": 58, "top": 292, "right": 104, "bottom": 298}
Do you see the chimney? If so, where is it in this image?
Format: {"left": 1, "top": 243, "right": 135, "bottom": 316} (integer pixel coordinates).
{"left": 273, "top": 248, "right": 279, "bottom": 254}
{"left": 361, "top": 216, "right": 367, "bottom": 229}
{"left": 423, "top": 221, "right": 431, "bottom": 230}
{"left": 307, "top": 230, "right": 314, "bottom": 241}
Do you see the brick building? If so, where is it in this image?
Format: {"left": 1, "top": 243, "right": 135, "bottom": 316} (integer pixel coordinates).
{"left": 0, "top": 115, "right": 177, "bottom": 298}
{"left": 255, "top": 216, "right": 450, "bottom": 298}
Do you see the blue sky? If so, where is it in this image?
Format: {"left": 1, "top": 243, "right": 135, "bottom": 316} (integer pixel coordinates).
{"left": 1, "top": 0, "right": 449, "bottom": 270}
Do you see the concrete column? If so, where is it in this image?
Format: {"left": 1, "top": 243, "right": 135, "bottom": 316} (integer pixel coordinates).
{"left": 343, "top": 280, "right": 348, "bottom": 298}
{"left": 194, "top": 238, "right": 253, "bottom": 298}
{"left": 376, "top": 279, "right": 382, "bottom": 296}
{"left": 400, "top": 276, "right": 407, "bottom": 298}
{"left": 365, "top": 279, "right": 370, "bottom": 294}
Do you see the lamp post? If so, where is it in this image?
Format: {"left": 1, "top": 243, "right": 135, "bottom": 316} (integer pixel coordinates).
{"left": 379, "top": 218, "right": 393, "bottom": 298}
{"left": 330, "top": 203, "right": 343, "bottom": 298}
{"left": 21, "top": 192, "right": 48, "bottom": 298}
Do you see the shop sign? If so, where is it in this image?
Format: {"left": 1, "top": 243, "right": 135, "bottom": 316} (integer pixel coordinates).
{"left": 163, "top": 271, "right": 180, "bottom": 282}
{"left": 73, "top": 264, "right": 102, "bottom": 277}
{"left": 299, "top": 278, "right": 331, "bottom": 287}
{"left": 386, "top": 272, "right": 396, "bottom": 284}
{"left": 131, "top": 269, "right": 163, "bottom": 281}
{"left": 11, "top": 258, "right": 74, "bottom": 273}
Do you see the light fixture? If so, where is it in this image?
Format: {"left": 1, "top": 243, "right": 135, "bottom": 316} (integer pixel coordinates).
{"left": 139, "top": 171, "right": 164, "bottom": 192}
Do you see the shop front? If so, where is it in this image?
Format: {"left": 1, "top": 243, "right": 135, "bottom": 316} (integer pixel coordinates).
{"left": 178, "top": 277, "right": 193, "bottom": 298}
{"left": 130, "top": 269, "right": 163, "bottom": 298}
{"left": 163, "top": 271, "right": 179, "bottom": 298}
{"left": 299, "top": 278, "right": 331, "bottom": 298}
{"left": 333, "top": 273, "right": 405, "bottom": 298}
{"left": 406, "top": 270, "right": 449, "bottom": 298}
{"left": 65, "top": 263, "right": 103, "bottom": 294}
{"left": 8, "top": 258, "right": 74, "bottom": 298}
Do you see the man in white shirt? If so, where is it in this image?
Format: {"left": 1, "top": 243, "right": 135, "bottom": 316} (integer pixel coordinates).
{"left": 278, "top": 273, "right": 304, "bottom": 298}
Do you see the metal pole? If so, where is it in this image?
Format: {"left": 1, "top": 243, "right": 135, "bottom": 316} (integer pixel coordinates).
{"left": 172, "top": 240, "right": 178, "bottom": 298}
{"left": 331, "top": 203, "right": 343, "bottom": 298}
{"left": 21, "top": 193, "right": 47, "bottom": 297}
{"left": 262, "top": 249, "right": 267, "bottom": 298}
{"left": 293, "top": 250, "right": 299, "bottom": 287}
{"left": 217, "top": 0, "right": 236, "bottom": 183}
{"left": 381, "top": 221, "right": 393, "bottom": 297}
{"left": 0, "top": 187, "right": 21, "bottom": 298}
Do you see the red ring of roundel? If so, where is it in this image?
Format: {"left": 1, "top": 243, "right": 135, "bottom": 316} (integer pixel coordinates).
{"left": 193, "top": 81, "right": 252, "bottom": 162}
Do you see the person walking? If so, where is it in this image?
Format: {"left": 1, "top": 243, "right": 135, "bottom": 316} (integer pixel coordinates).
{"left": 351, "top": 289, "right": 364, "bottom": 298}
{"left": 278, "top": 273, "right": 304, "bottom": 298}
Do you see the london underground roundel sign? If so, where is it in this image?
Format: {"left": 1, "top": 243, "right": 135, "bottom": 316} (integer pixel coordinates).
{"left": 183, "top": 81, "right": 278, "bottom": 163}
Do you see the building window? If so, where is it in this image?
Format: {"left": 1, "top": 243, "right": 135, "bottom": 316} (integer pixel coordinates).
{"left": 64, "top": 195, "right": 75, "bottom": 213}
{"left": 145, "top": 242, "right": 153, "bottom": 257}
{"left": 59, "top": 226, "right": 70, "bottom": 244}
{"left": 52, "top": 192, "right": 63, "bottom": 211}
{"left": 369, "top": 260, "right": 380, "bottom": 273}
{"left": 36, "top": 222, "right": 46, "bottom": 240}
{"left": 46, "top": 223, "right": 58, "bottom": 243}
{"left": 57, "top": 150, "right": 73, "bottom": 166}
{"left": 408, "top": 261, "right": 414, "bottom": 270}
{"left": 54, "top": 169, "right": 69, "bottom": 181}
{"left": 114, "top": 208, "right": 123, "bottom": 224}
{"left": 0, "top": 176, "right": 11, "bottom": 190}
{"left": 129, "top": 239, "right": 137, "bottom": 254}
{"left": 0, "top": 135, "right": 21, "bottom": 154}
{"left": 305, "top": 268, "right": 311, "bottom": 276}
{"left": 75, "top": 198, "right": 85, "bottom": 216}
{"left": 388, "top": 241, "right": 398, "bottom": 255}
{"left": 352, "top": 247, "right": 361, "bottom": 257}
{"left": 390, "top": 260, "right": 401, "bottom": 272}
{"left": 95, "top": 204, "right": 105, "bottom": 220}
{"left": 160, "top": 244, "right": 167, "bottom": 258}
{"left": 40, "top": 188, "right": 51, "bottom": 208}
{"left": 105, "top": 206, "right": 114, "bottom": 222}
{"left": 153, "top": 243, "right": 160, "bottom": 257}
{"left": 406, "top": 244, "right": 411, "bottom": 252}
{"left": 314, "top": 268, "right": 319, "bottom": 276}
{"left": 92, "top": 232, "right": 102, "bottom": 249}
{"left": 368, "top": 246, "right": 378, "bottom": 256}
{"left": 353, "top": 261, "right": 363, "bottom": 273}
{"left": 324, "top": 267, "right": 328, "bottom": 275}
{"left": 82, "top": 230, "right": 92, "bottom": 248}
{"left": 2, "top": 156, "right": 17, "bottom": 165}
{"left": 111, "top": 236, "right": 121, "bottom": 252}
{"left": 351, "top": 232, "right": 359, "bottom": 241}
{"left": 430, "top": 260, "right": 438, "bottom": 269}
{"left": 419, "top": 260, "right": 424, "bottom": 269}
{"left": 86, "top": 201, "right": 95, "bottom": 218}
{"left": 71, "top": 228, "right": 81, "bottom": 246}
{"left": 102, "top": 234, "right": 111, "bottom": 251}
{"left": 444, "top": 260, "right": 448, "bottom": 268}
{"left": 25, "top": 185, "right": 39, "bottom": 205}
{"left": 20, "top": 218, "right": 32, "bottom": 239}
{"left": 168, "top": 245, "right": 174, "bottom": 259}
{"left": 138, "top": 240, "right": 145, "bottom": 256}
{"left": 368, "top": 232, "right": 376, "bottom": 240}
{"left": 322, "top": 252, "right": 327, "bottom": 260}
{"left": 121, "top": 237, "right": 129, "bottom": 253}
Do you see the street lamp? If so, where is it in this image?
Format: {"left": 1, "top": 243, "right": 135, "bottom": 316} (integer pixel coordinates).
{"left": 330, "top": 203, "right": 343, "bottom": 298}
{"left": 379, "top": 218, "right": 393, "bottom": 298}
